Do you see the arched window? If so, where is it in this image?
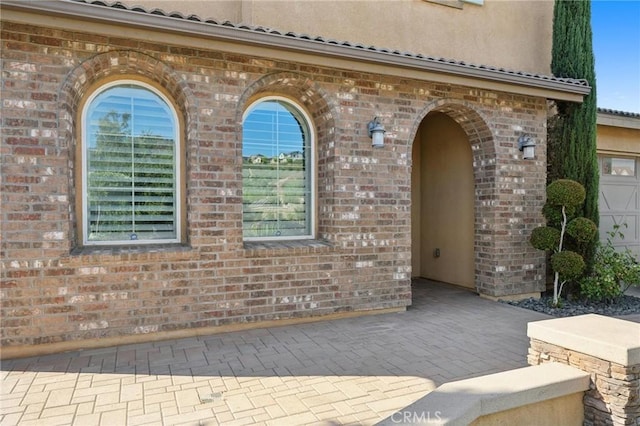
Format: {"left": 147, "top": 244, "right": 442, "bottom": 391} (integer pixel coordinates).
{"left": 242, "top": 97, "right": 315, "bottom": 240}
{"left": 81, "top": 81, "right": 182, "bottom": 245}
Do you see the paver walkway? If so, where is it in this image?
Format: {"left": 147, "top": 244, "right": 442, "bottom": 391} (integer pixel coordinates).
{"left": 0, "top": 280, "right": 588, "bottom": 425}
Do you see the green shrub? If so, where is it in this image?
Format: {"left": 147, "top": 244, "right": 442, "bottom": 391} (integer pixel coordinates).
{"left": 546, "top": 179, "right": 586, "bottom": 207}
{"left": 580, "top": 275, "right": 618, "bottom": 303}
{"left": 542, "top": 202, "right": 577, "bottom": 228}
{"left": 530, "top": 179, "right": 595, "bottom": 306}
{"left": 566, "top": 217, "right": 598, "bottom": 244}
{"left": 579, "top": 226, "right": 640, "bottom": 302}
{"left": 530, "top": 227, "right": 561, "bottom": 251}
{"left": 551, "top": 250, "right": 585, "bottom": 280}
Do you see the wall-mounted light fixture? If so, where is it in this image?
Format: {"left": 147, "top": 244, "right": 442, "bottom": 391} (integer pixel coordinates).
{"left": 518, "top": 134, "right": 536, "bottom": 160}
{"left": 368, "top": 117, "right": 386, "bottom": 148}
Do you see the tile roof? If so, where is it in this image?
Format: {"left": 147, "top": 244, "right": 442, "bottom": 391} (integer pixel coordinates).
{"left": 5, "top": 0, "right": 591, "bottom": 95}
{"left": 597, "top": 108, "right": 640, "bottom": 118}
{"left": 68, "top": 0, "right": 590, "bottom": 90}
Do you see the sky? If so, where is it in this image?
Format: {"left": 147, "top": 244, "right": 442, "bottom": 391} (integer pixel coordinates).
{"left": 591, "top": 0, "right": 640, "bottom": 113}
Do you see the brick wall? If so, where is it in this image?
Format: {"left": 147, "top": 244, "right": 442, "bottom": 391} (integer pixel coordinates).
{"left": 1, "top": 20, "right": 547, "bottom": 351}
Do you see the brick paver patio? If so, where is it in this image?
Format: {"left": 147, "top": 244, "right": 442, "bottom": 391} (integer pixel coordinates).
{"left": 0, "top": 280, "right": 577, "bottom": 425}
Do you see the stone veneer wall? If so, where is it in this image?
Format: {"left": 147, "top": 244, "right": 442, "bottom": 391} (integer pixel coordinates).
{"left": 1, "top": 19, "right": 547, "bottom": 351}
{"left": 528, "top": 316, "right": 640, "bottom": 426}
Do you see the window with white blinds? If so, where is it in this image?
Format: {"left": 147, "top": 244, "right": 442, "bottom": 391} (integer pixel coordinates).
{"left": 242, "top": 98, "right": 315, "bottom": 240}
{"left": 82, "top": 82, "right": 180, "bottom": 245}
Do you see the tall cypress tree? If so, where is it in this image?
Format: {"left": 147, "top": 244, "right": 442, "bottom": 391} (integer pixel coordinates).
{"left": 548, "top": 0, "right": 599, "bottom": 263}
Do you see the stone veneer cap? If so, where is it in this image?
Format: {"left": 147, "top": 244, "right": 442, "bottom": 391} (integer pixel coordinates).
{"left": 528, "top": 314, "right": 640, "bottom": 366}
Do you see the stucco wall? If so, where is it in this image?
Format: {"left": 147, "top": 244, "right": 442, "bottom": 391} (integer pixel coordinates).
{"left": 126, "top": 0, "right": 553, "bottom": 74}
{"left": 412, "top": 112, "right": 475, "bottom": 288}
{"left": 1, "top": 16, "right": 547, "bottom": 354}
{"left": 470, "top": 392, "right": 584, "bottom": 426}
{"left": 597, "top": 125, "right": 640, "bottom": 155}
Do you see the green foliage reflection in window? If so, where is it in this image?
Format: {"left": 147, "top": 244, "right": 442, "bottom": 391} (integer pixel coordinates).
{"left": 242, "top": 99, "right": 313, "bottom": 239}
{"left": 84, "top": 83, "right": 179, "bottom": 244}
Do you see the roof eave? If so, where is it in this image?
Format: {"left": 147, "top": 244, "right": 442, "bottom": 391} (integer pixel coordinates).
{"left": 597, "top": 110, "right": 640, "bottom": 129}
{"left": 1, "top": 0, "right": 591, "bottom": 100}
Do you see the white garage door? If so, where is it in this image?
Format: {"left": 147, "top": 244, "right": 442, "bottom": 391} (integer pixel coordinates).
{"left": 599, "top": 155, "right": 640, "bottom": 258}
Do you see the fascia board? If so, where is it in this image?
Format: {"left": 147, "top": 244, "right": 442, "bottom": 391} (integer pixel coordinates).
{"left": 597, "top": 113, "right": 640, "bottom": 130}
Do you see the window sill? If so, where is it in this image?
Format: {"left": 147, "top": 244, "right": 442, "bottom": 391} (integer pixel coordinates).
{"left": 243, "top": 239, "right": 333, "bottom": 257}
{"left": 71, "top": 243, "right": 192, "bottom": 257}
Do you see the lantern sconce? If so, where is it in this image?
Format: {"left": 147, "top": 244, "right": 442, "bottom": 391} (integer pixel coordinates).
{"left": 518, "top": 134, "right": 536, "bottom": 160}
{"left": 368, "top": 117, "right": 386, "bottom": 148}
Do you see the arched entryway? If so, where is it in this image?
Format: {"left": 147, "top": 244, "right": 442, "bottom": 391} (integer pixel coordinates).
{"left": 411, "top": 111, "right": 475, "bottom": 289}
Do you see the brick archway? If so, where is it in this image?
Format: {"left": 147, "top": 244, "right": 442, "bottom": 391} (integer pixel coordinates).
{"left": 58, "top": 50, "right": 196, "bottom": 245}
{"left": 237, "top": 72, "right": 339, "bottom": 239}
{"left": 409, "top": 99, "right": 497, "bottom": 295}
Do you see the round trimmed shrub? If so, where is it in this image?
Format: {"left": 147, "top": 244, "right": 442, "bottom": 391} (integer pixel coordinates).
{"left": 546, "top": 179, "right": 586, "bottom": 208}
{"left": 542, "top": 202, "right": 577, "bottom": 228}
{"left": 566, "top": 217, "right": 598, "bottom": 244}
{"left": 530, "top": 226, "right": 561, "bottom": 251}
{"left": 550, "top": 250, "right": 585, "bottom": 280}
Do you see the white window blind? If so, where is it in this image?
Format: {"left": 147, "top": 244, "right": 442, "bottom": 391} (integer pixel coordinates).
{"left": 84, "top": 84, "right": 179, "bottom": 244}
{"left": 242, "top": 99, "right": 313, "bottom": 239}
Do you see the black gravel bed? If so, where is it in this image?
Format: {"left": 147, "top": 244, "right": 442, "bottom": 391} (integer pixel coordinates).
{"left": 502, "top": 294, "right": 640, "bottom": 317}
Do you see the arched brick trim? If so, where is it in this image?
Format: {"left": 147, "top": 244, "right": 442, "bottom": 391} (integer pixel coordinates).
{"left": 237, "top": 72, "right": 338, "bottom": 241}
{"left": 408, "top": 98, "right": 497, "bottom": 163}
{"left": 58, "top": 50, "right": 196, "bottom": 247}
{"left": 236, "top": 72, "right": 337, "bottom": 151}
{"left": 408, "top": 99, "right": 497, "bottom": 293}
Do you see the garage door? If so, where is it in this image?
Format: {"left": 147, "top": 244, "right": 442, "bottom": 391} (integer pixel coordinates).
{"left": 599, "top": 155, "right": 640, "bottom": 258}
